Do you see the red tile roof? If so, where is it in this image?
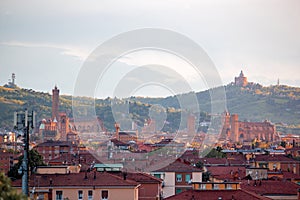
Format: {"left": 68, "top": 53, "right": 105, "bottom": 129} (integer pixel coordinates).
{"left": 199, "top": 154, "right": 247, "bottom": 166}
{"left": 282, "top": 171, "right": 300, "bottom": 180}
{"left": 35, "top": 140, "right": 75, "bottom": 147}
{"left": 254, "top": 155, "right": 299, "bottom": 162}
{"left": 153, "top": 160, "right": 203, "bottom": 172}
{"left": 48, "top": 150, "right": 101, "bottom": 171}
{"left": 112, "top": 172, "right": 162, "bottom": 183}
{"left": 241, "top": 179, "right": 300, "bottom": 196}
{"left": 12, "top": 171, "right": 139, "bottom": 188}
{"left": 207, "top": 166, "right": 246, "bottom": 181}
{"left": 165, "top": 189, "right": 271, "bottom": 200}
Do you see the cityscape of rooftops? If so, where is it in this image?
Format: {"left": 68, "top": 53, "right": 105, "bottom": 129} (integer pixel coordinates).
{"left": 0, "top": 1, "right": 300, "bottom": 200}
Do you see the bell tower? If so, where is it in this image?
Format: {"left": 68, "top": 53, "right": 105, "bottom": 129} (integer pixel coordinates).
{"left": 52, "top": 85, "right": 60, "bottom": 121}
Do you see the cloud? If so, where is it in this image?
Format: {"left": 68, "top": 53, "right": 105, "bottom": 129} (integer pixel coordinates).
{"left": 118, "top": 50, "right": 206, "bottom": 84}
{"left": 0, "top": 41, "right": 91, "bottom": 61}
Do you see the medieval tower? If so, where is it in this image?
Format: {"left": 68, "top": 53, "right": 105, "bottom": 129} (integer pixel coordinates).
{"left": 52, "top": 86, "right": 60, "bottom": 121}
{"left": 187, "top": 114, "right": 196, "bottom": 133}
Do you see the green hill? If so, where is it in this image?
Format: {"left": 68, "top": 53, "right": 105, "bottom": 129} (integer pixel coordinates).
{"left": 0, "top": 82, "right": 299, "bottom": 132}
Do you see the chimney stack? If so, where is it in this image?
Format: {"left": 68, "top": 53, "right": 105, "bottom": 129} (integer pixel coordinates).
{"left": 85, "top": 171, "right": 88, "bottom": 179}
{"left": 123, "top": 172, "right": 127, "bottom": 180}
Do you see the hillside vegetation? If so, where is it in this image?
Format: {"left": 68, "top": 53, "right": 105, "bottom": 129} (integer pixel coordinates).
{"left": 0, "top": 82, "right": 299, "bottom": 132}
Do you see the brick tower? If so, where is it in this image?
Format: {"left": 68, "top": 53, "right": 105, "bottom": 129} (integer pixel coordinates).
{"left": 187, "top": 114, "right": 196, "bottom": 133}
{"left": 52, "top": 86, "right": 60, "bottom": 121}
{"left": 230, "top": 114, "right": 239, "bottom": 142}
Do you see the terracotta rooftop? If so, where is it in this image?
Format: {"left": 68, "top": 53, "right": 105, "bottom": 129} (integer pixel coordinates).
{"left": 153, "top": 160, "right": 203, "bottom": 172}
{"left": 282, "top": 171, "right": 300, "bottom": 180}
{"left": 241, "top": 179, "right": 300, "bottom": 196}
{"left": 179, "top": 149, "right": 199, "bottom": 161}
{"left": 12, "top": 171, "right": 139, "bottom": 188}
{"left": 254, "top": 155, "right": 299, "bottom": 162}
{"left": 199, "top": 158, "right": 228, "bottom": 166}
{"left": 199, "top": 154, "right": 248, "bottom": 166}
{"left": 208, "top": 166, "right": 246, "bottom": 181}
{"left": 112, "top": 172, "right": 162, "bottom": 183}
{"left": 111, "top": 138, "right": 129, "bottom": 146}
{"left": 35, "top": 140, "right": 75, "bottom": 147}
{"left": 165, "top": 189, "right": 271, "bottom": 200}
{"left": 48, "top": 150, "right": 101, "bottom": 171}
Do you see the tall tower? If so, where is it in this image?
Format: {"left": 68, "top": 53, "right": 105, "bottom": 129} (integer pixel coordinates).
{"left": 187, "top": 114, "right": 196, "bottom": 133}
{"left": 115, "top": 122, "right": 120, "bottom": 140}
{"left": 52, "top": 86, "right": 60, "bottom": 121}
{"left": 230, "top": 114, "right": 239, "bottom": 142}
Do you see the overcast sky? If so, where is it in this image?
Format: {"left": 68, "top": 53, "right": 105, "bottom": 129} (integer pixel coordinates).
{"left": 0, "top": 0, "right": 299, "bottom": 98}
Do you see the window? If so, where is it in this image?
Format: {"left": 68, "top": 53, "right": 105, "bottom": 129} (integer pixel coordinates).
{"left": 101, "top": 190, "right": 108, "bottom": 200}
{"left": 154, "top": 174, "right": 161, "bottom": 179}
{"left": 226, "top": 184, "right": 232, "bottom": 190}
{"left": 185, "top": 174, "right": 191, "bottom": 183}
{"left": 78, "top": 190, "right": 83, "bottom": 200}
{"left": 175, "top": 188, "right": 182, "bottom": 194}
{"left": 56, "top": 191, "right": 63, "bottom": 200}
{"left": 213, "top": 184, "right": 219, "bottom": 190}
{"left": 38, "top": 194, "right": 44, "bottom": 200}
{"left": 176, "top": 174, "right": 182, "bottom": 182}
{"left": 200, "top": 184, "right": 206, "bottom": 190}
{"left": 88, "top": 190, "right": 93, "bottom": 200}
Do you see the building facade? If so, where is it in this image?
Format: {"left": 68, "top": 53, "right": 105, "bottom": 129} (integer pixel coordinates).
{"left": 222, "top": 112, "right": 278, "bottom": 143}
{"left": 235, "top": 70, "right": 248, "bottom": 87}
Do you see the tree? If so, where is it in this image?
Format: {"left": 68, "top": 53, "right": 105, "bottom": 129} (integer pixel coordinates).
{"left": 205, "top": 148, "right": 226, "bottom": 158}
{"left": 195, "top": 161, "right": 204, "bottom": 169}
{"left": 8, "top": 149, "right": 45, "bottom": 179}
{"left": 280, "top": 141, "right": 286, "bottom": 148}
{"left": 0, "top": 172, "right": 28, "bottom": 200}
{"left": 202, "top": 171, "right": 211, "bottom": 182}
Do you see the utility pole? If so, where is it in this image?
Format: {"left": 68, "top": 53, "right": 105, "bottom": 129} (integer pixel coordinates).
{"left": 14, "top": 110, "right": 35, "bottom": 197}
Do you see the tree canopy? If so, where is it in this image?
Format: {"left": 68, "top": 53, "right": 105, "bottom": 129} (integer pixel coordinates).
{"left": 0, "top": 172, "right": 28, "bottom": 200}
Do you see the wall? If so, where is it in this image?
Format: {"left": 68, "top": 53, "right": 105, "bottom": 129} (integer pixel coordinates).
{"left": 163, "top": 172, "right": 175, "bottom": 198}
{"left": 138, "top": 183, "right": 160, "bottom": 200}
{"left": 52, "top": 187, "right": 138, "bottom": 200}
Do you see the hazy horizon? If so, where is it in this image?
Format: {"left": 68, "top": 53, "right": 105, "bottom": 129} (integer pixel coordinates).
{"left": 1, "top": 0, "right": 299, "bottom": 98}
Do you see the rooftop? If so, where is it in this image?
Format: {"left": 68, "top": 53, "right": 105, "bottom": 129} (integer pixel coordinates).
{"left": 165, "top": 189, "right": 270, "bottom": 200}
{"left": 208, "top": 166, "right": 246, "bottom": 181}
{"left": 12, "top": 171, "right": 139, "bottom": 188}
{"left": 254, "top": 154, "right": 299, "bottom": 162}
{"left": 153, "top": 160, "right": 203, "bottom": 173}
{"left": 241, "top": 179, "right": 300, "bottom": 196}
{"left": 113, "top": 172, "right": 162, "bottom": 183}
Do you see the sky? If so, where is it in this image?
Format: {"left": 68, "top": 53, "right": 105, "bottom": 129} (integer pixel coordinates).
{"left": 0, "top": 0, "right": 299, "bottom": 98}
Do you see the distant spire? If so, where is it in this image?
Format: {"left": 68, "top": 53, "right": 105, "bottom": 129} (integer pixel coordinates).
{"left": 240, "top": 70, "right": 244, "bottom": 77}
{"left": 277, "top": 78, "right": 280, "bottom": 86}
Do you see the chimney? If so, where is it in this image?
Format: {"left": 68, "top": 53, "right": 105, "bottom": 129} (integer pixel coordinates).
{"left": 84, "top": 171, "right": 88, "bottom": 179}
{"left": 293, "top": 164, "right": 297, "bottom": 174}
{"left": 123, "top": 172, "right": 127, "bottom": 180}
